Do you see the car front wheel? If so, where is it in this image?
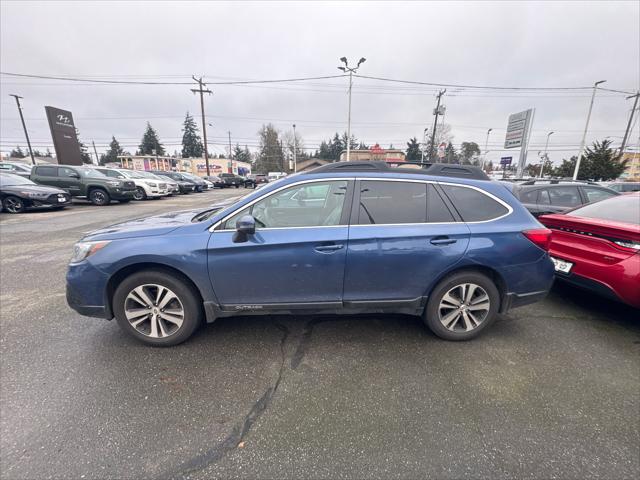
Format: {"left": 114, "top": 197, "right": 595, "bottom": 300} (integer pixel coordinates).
{"left": 133, "top": 187, "right": 147, "bottom": 201}
{"left": 423, "top": 271, "right": 500, "bottom": 341}
{"left": 113, "top": 270, "right": 202, "bottom": 346}
{"left": 2, "top": 195, "right": 26, "bottom": 213}
{"left": 89, "top": 188, "right": 110, "bottom": 206}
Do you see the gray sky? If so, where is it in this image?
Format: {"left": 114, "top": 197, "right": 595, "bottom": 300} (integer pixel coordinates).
{"left": 1, "top": 0, "right": 639, "bottom": 166}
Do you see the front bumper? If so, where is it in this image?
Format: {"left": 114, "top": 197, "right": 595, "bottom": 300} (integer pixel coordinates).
{"left": 66, "top": 261, "right": 112, "bottom": 319}
{"left": 111, "top": 189, "right": 136, "bottom": 200}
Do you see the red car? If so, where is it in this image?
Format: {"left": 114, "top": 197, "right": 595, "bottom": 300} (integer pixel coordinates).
{"left": 539, "top": 193, "right": 640, "bottom": 308}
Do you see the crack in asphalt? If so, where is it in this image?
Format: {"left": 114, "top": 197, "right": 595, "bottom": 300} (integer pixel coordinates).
{"left": 164, "top": 320, "right": 290, "bottom": 480}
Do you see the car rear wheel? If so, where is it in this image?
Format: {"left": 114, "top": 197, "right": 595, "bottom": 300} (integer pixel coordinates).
{"left": 133, "top": 187, "right": 147, "bottom": 200}
{"left": 89, "top": 188, "right": 110, "bottom": 206}
{"left": 113, "top": 270, "right": 202, "bottom": 346}
{"left": 2, "top": 195, "right": 26, "bottom": 214}
{"left": 424, "top": 271, "right": 500, "bottom": 341}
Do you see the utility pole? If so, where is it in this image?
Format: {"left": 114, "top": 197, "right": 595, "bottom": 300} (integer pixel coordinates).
{"left": 574, "top": 80, "right": 606, "bottom": 180}
{"left": 191, "top": 76, "right": 213, "bottom": 176}
{"left": 227, "top": 131, "right": 233, "bottom": 173}
{"left": 337, "top": 57, "right": 366, "bottom": 162}
{"left": 481, "top": 128, "right": 493, "bottom": 171}
{"left": 429, "top": 89, "right": 446, "bottom": 162}
{"left": 539, "top": 131, "right": 554, "bottom": 178}
{"left": 9, "top": 94, "right": 36, "bottom": 165}
{"left": 92, "top": 140, "right": 99, "bottom": 165}
{"left": 421, "top": 127, "right": 429, "bottom": 164}
{"left": 292, "top": 123, "right": 297, "bottom": 173}
{"left": 619, "top": 92, "right": 640, "bottom": 157}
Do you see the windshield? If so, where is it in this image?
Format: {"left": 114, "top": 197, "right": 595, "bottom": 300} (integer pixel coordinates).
{"left": 0, "top": 174, "right": 35, "bottom": 186}
{"left": 567, "top": 194, "right": 640, "bottom": 225}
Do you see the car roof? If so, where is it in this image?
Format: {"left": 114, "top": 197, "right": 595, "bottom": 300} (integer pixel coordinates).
{"left": 305, "top": 161, "right": 489, "bottom": 181}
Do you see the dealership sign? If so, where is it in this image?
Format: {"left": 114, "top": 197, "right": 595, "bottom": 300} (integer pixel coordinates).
{"left": 45, "top": 106, "right": 83, "bottom": 165}
{"left": 504, "top": 109, "right": 534, "bottom": 149}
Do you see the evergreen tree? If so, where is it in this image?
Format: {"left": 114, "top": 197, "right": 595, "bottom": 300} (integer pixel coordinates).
{"left": 329, "top": 133, "right": 343, "bottom": 161}
{"left": 459, "top": 142, "right": 481, "bottom": 164}
{"left": 256, "top": 124, "right": 284, "bottom": 173}
{"left": 444, "top": 143, "right": 457, "bottom": 164}
{"left": 101, "top": 136, "right": 124, "bottom": 165}
{"left": 45, "top": 148, "right": 52, "bottom": 157}
{"left": 357, "top": 141, "right": 369, "bottom": 150}
{"left": 181, "top": 112, "right": 203, "bottom": 158}
{"left": 138, "top": 122, "right": 165, "bottom": 155}
{"left": 318, "top": 141, "right": 332, "bottom": 159}
{"left": 75, "top": 129, "right": 93, "bottom": 164}
{"left": 552, "top": 140, "right": 627, "bottom": 180}
{"left": 9, "top": 146, "right": 25, "bottom": 158}
{"left": 341, "top": 131, "right": 358, "bottom": 152}
{"left": 406, "top": 137, "right": 421, "bottom": 161}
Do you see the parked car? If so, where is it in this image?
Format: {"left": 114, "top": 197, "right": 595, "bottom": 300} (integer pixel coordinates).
{"left": 219, "top": 173, "right": 243, "bottom": 188}
{"left": 92, "top": 167, "right": 169, "bottom": 200}
{"left": 539, "top": 193, "right": 640, "bottom": 308}
{"left": 180, "top": 172, "right": 208, "bottom": 192}
{"left": 31, "top": 165, "right": 136, "bottom": 206}
{"left": 149, "top": 171, "right": 196, "bottom": 194}
{"left": 203, "top": 175, "right": 225, "bottom": 188}
{"left": 66, "top": 161, "right": 555, "bottom": 346}
{"left": 602, "top": 182, "right": 640, "bottom": 193}
{"left": 0, "top": 161, "right": 33, "bottom": 178}
{"left": 136, "top": 170, "right": 180, "bottom": 195}
{"left": 1, "top": 172, "right": 71, "bottom": 213}
{"left": 244, "top": 174, "right": 269, "bottom": 189}
{"left": 502, "top": 180, "right": 619, "bottom": 217}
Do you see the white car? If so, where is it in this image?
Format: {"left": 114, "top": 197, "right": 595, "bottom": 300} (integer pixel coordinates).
{"left": 135, "top": 170, "right": 180, "bottom": 195}
{"left": 93, "top": 167, "right": 170, "bottom": 200}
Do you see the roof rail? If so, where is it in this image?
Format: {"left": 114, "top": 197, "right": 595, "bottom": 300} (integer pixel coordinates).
{"left": 520, "top": 178, "right": 598, "bottom": 185}
{"left": 306, "top": 161, "right": 489, "bottom": 181}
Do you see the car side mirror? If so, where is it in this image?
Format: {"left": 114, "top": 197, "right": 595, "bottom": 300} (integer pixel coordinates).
{"left": 233, "top": 215, "right": 256, "bottom": 243}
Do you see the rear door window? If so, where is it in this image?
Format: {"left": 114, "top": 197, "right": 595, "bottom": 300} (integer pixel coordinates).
{"left": 547, "top": 186, "right": 581, "bottom": 207}
{"left": 519, "top": 189, "right": 539, "bottom": 204}
{"left": 36, "top": 166, "right": 57, "bottom": 176}
{"left": 358, "top": 181, "right": 426, "bottom": 225}
{"left": 59, "top": 167, "right": 78, "bottom": 177}
{"left": 441, "top": 185, "right": 509, "bottom": 222}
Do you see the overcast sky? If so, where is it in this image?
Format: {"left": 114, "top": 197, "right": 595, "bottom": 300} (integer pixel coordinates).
{"left": 1, "top": 0, "right": 638, "bottom": 166}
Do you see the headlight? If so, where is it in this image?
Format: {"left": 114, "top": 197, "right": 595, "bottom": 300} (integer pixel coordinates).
{"left": 145, "top": 182, "right": 157, "bottom": 187}
{"left": 70, "top": 240, "right": 111, "bottom": 264}
{"left": 107, "top": 181, "right": 120, "bottom": 187}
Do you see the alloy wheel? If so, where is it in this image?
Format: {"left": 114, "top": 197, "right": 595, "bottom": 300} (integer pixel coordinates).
{"left": 133, "top": 187, "right": 145, "bottom": 200}
{"left": 438, "top": 283, "right": 490, "bottom": 332}
{"left": 91, "top": 190, "right": 107, "bottom": 205}
{"left": 4, "top": 197, "right": 24, "bottom": 213}
{"left": 124, "top": 284, "right": 185, "bottom": 338}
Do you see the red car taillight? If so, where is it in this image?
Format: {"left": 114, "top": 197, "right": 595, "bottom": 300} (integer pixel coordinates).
{"left": 523, "top": 228, "right": 552, "bottom": 251}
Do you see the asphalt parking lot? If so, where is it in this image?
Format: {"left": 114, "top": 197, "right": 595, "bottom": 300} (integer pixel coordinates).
{"left": 1, "top": 190, "right": 638, "bottom": 480}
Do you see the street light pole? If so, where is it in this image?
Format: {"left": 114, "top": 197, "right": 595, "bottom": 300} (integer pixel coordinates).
{"left": 619, "top": 92, "right": 640, "bottom": 157}
{"left": 482, "top": 128, "right": 492, "bottom": 170}
{"left": 9, "top": 94, "right": 36, "bottom": 165}
{"left": 539, "top": 131, "right": 554, "bottom": 178}
{"left": 573, "top": 80, "right": 606, "bottom": 180}
{"left": 292, "top": 123, "right": 297, "bottom": 173}
{"left": 338, "top": 57, "right": 366, "bottom": 162}
{"left": 421, "top": 127, "right": 429, "bottom": 164}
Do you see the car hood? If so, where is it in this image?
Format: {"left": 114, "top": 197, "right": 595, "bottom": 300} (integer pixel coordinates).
{"left": 3, "top": 184, "right": 67, "bottom": 194}
{"left": 83, "top": 208, "right": 204, "bottom": 241}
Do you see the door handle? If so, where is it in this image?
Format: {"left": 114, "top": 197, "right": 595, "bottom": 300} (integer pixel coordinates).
{"left": 430, "top": 236, "right": 457, "bottom": 246}
{"left": 314, "top": 244, "right": 344, "bottom": 253}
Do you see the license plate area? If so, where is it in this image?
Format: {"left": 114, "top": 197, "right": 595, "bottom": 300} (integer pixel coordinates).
{"left": 550, "top": 256, "right": 573, "bottom": 274}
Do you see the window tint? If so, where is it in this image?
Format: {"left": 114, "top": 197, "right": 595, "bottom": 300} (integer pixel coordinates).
{"left": 568, "top": 195, "right": 639, "bottom": 225}
{"left": 427, "top": 185, "right": 455, "bottom": 222}
{"left": 519, "top": 189, "right": 539, "bottom": 203}
{"left": 547, "top": 186, "right": 581, "bottom": 207}
{"left": 36, "top": 166, "right": 57, "bottom": 176}
{"left": 582, "top": 187, "right": 616, "bottom": 204}
{"left": 441, "top": 185, "right": 509, "bottom": 222}
{"left": 358, "top": 181, "right": 426, "bottom": 225}
{"left": 224, "top": 180, "right": 348, "bottom": 229}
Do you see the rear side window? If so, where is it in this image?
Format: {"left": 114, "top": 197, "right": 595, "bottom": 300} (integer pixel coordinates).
{"left": 547, "top": 186, "right": 581, "bottom": 207}
{"left": 519, "top": 189, "right": 539, "bottom": 204}
{"left": 441, "top": 185, "right": 509, "bottom": 222}
{"left": 582, "top": 187, "right": 616, "bottom": 203}
{"left": 427, "top": 185, "right": 455, "bottom": 222}
{"left": 358, "top": 181, "right": 426, "bottom": 225}
{"left": 35, "top": 166, "right": 57, "bottom": 176}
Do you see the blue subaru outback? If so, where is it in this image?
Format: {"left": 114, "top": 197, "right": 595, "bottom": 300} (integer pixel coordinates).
{"left": 66, "top": 162, "right": 554, "bottom": 346}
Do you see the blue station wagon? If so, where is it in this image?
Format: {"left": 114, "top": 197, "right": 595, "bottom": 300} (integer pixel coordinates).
{"left": 66, "top": 162, "right": 555, "bottom": 346}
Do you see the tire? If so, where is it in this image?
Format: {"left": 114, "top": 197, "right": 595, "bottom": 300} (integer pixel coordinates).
{"left": 112, "top": 270, "right": 203, "bottom": 347}
{"left": 2, "top": 195, "right": 26, "bottom": 214}
{"left": 89, "top": 188, "right": 110, "bottom": 206}
{"left": 235, "top": 184, "right": 240, "bottom": 189}
{"left": 423, "top": 271, "right": 500, "bottom": 341}
{"left": 133, "top": 187, "right": 147, "bottom": 201}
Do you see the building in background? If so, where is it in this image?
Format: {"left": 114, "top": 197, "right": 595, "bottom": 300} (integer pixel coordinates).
{"left": 620, "top": 151, "right": 640, "bottom": 180}
{"left": 118, "top": 155, "right": 173, "bottom": 171}
{"left": 178, "top": 158, "right": 252, "bottom": 176}
{"left": 339, "top": 144, "right": 406, "bottom": 163}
